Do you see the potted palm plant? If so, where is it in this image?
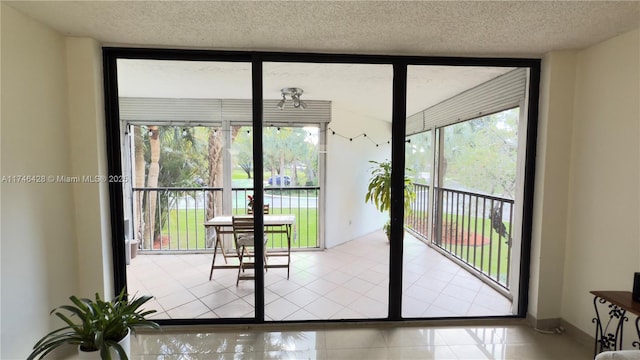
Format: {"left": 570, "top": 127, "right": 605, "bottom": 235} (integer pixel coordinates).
{"left": 28, "top": 289, "right": 159, "bottom": 360}
{"left": 365, "top": 160, "right": 415, "bottom": 240}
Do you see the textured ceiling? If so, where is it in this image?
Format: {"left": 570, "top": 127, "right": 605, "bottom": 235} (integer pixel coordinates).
{"left": 5, "top": 1, "right": 640, "bottom": 57}
{"left": 5, "top": 1, "right": 639, "bottom": 122}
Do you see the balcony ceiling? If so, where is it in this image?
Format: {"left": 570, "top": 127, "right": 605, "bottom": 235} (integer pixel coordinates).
{"left": 6, "top": 1, "right": 639, "bottom": 121}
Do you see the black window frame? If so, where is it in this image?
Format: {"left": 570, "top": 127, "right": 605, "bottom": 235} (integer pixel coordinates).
{"left": 103, "top": 47, "right": 540, "bottom": 326}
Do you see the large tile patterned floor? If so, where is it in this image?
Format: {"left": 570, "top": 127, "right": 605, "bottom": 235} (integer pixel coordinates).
{"left": 129, "top": 324, "right": 594, "bottom": 359}
{"left": 127, "top": 231, "right": 513, "bottom": 321}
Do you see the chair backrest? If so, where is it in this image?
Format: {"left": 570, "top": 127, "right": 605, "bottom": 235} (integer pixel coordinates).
{"left": 232, "top": 215, "right": 255, "bottom": 248}
{"left": 247, "top": 204, "right": 270, "bottom": 215}
{"left": 232, "top": 215, "right": 255, "bottom": 234}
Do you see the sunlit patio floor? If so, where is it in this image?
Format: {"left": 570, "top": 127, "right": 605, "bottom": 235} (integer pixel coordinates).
{"left": 127, "top": 231, "right": 513, "bottom": 321}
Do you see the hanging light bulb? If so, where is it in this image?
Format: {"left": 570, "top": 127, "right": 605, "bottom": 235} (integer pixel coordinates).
{"left": 182, "top": 128, "right": 188, "bottom": 136}
{"left": 276, "top": 127, "right": 281, "bottom": 134}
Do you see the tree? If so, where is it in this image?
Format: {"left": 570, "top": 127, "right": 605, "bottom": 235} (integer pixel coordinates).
{"left": 405, "top": 130, "right": 433, "bottom": 184}
{"left": 260, "top": 126, "right": 318, "bottom": 186}
{"left": 262, "top": 126, "right": 293, "bottom": 181}
{"left": 442, "top": 108, "right": 519, "bottom": 198}
{"left": 233, "top": 127, "right": 253, "bottom": 178}
{"left": 133, "top": 126, "right": 147, "bottom": 248}
{"left": 133, "top": 125, "right": 208, "bottom": 249}
{"left": 145, "top": 126, "right": 160, "bottom": 248}
{"left": 206, "top": 126, "right": 239, "bottom": 243}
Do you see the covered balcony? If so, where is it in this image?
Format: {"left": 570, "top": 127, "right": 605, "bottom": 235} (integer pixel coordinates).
{"left": 118, "top": 59, "right": 531, "bottom": 323}
{"left": 126, "top": 186, "right": 514, "bottom": 320}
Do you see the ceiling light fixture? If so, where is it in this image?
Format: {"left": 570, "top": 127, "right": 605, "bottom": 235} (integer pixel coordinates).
{"left": 277, "top": 87, "right": 307, "bottom": 110}
{"left": 276, "top": 94, "right": 286, "bottom": 110}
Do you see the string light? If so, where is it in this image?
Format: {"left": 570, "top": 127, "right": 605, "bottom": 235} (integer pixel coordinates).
{"left": 326, "top": 127, "right": 392, "bottom": 147}
{"left": 140, "top": 125, "right": 401, "bottom": 148}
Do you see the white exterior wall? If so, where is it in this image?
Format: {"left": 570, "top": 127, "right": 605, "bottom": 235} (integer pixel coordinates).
{"left": 325, "top": 106, "right": 390, "bottom": 248}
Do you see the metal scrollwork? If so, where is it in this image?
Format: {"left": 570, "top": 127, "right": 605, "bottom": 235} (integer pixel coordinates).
{"left": 634, "top": 317, "right": 640, "bottom": 350}
{"left": 609, "top": 303, "right": 628, "bottom": 320}
{"left": 593, "top": 295, "right": 629, "bottom": 356}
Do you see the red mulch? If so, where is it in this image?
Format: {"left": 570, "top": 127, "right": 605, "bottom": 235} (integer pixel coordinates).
{"left": 153, "top": 235, "right": 170, "bottom": 249}
{"left": 407, "top": 221, "right": 491, "bottom": 247}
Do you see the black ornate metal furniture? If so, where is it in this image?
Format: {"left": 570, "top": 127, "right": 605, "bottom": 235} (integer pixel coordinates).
{"left": 591, "top": 291, "right": 640, "bottom": 357}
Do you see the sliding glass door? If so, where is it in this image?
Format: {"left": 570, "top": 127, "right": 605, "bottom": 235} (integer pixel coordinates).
{"left": 105, "top": 49, "right": 538, "bottom": 324}
{"left": 261, "top": 62, "right": 392, "bottom": 320}
{"left": 402, "top": 65, "right": 531, "bottom": 317}
{"left": 118, "top": 59, "right": 256, "bottom": 320}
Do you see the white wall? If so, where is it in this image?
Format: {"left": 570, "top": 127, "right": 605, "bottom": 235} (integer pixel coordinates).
{"left": 529, "top": 51, "right": 577, "bottom": 321}
{"left": 65, "top": 38, "right": 114, "bottom": 299}
{"left": 561, "top": 28, "right": 640, "bottom": 336}
{"left": 531, "top": 27, "right": 640, "bottom": 337}
{"left": 325, "top": 105, "right": 391, "bottom": 248}
{"left": 1, "top": 5, "right": 112, "bottom": 359}
{"left": 1, "top": 4, "right": 77, "bottom": 358}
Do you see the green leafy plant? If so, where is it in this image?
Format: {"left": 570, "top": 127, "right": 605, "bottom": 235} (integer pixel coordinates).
{"left": 365, "top": 160, "right": 415, "bottom": 239}
{"left": 28, "top": 289, "right": 159, "bottom": 360}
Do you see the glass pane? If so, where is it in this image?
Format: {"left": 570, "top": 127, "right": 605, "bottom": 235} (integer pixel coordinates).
{"left": 403, "top": 65, "right": 518, "bottom": 318}
{"left": 119, "top": 59, "right": 255, "bottom": 320}
{"left": 437, "top": 110, "right": 518, "bottom": 288}
{"left": 262, "top": 62, "right": 392, "bottom": 321}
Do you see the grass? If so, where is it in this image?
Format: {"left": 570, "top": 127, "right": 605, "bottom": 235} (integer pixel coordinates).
{"left": 231, "top": 167, "right": 313, "bottom": 187}
{"left": 159, "top": 207, "right": 318, "bottom": 250}
{"left": 406, "top": 213, "right": 512, "bottom": 287}
{"left": 155, "top": 197, "right": 508, "bottom": 287}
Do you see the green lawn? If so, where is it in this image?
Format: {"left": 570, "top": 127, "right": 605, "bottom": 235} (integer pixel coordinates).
{"left": 161, "top": 208, "right": 318, "bottom": 250}
{"left": 231, "top": 167, "right": 314, "bottom": 187}
{"left": 406, "top": 213, "right": 511, "bottom": 287}
{"left": 158, "top": 203, "right": 507, "bottom": 286}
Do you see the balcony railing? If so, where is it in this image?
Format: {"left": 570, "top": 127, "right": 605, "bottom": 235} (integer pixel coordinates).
{"left": 405, "top": 183, "right": 514, "bottom": 289}
{"left": 132, "top": 186, "right": 319, "bottom": 252}
{"left": 133, "top": 184, "right": 512, "bottom": 289}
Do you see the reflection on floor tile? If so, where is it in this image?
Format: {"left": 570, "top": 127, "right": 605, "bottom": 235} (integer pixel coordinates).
{"left": 130, "top": 324, "right": 593, "bottom": 360}
{"left": 127, "top": 231, "right": 512, "bottom": 320}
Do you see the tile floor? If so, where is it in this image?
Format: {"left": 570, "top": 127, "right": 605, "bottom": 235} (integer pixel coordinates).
{"left": 127, "top": 231, "right": 513, "bottom": 321}
{"left": 129, "top": 323, "right": 594, "bottom": 359}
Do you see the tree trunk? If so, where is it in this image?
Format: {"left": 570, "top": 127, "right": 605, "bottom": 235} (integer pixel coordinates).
{"left": 146, "top": 126, "right": 160, "bottom": 248}
{"left": 279, "top": 154, "right": 285, "bottom": 185}
{"left": 133, "top": 127, "right": 148, "bottom": 249}
{"left": 305, "top": 164, "right": 315, "bottom": 185}
{"left": 206, "top": 129, "right": 224, "bottom": 223}
{"left": 292, "top": 160, "right": 298, "bottom": 185}
{"left": 206, "top": 127, "right": 240, "bottom": 247}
